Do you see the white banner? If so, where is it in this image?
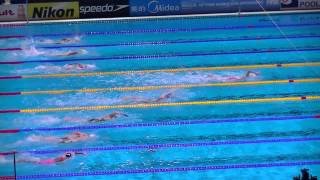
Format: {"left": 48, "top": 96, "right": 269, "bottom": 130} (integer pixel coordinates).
{"left": 281, "top": 0, "right": 320, "bottom": 9}
{"left": 0, "top": 4, "right": 26, "bottom": 21}
{"left": 299, "top": 0, "right": 320, "bottom": 9}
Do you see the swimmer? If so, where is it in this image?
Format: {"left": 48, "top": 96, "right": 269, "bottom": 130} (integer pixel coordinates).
{"left": 38, "top": 37, "right": 80, "bottom": 45}
{"left": 63, "top": 63, "right": 94, "bottom": 71}
{"left": 206, "top": 71, "right": 259, "bottom": 82}
{"left": 17, "top": 152, "right": 84, "bottom": 165}
{"left": 88, "top": 112, "right": 128, "bottom": 123}
{"left": 34, "top": 63, "right": 95, "bottom": 72}
{"left": 49, "top": 49, "right": 87, "bottom": 57}
{"left": 153, "top": 92, "right": 174, "bottom": 103}
{"left": 122, "top": 91, "right": 174, "bottom": 104}
{"left": 26, "top": 132, "right": 94, "bottom": 144}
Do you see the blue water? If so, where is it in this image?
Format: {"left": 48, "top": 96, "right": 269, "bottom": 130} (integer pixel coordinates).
{"left": 0, "top": 12, "right": 320, "bottom": 179}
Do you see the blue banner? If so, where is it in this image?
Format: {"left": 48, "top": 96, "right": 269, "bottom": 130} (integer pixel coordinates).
{"left": 130, "top": 0, "right": 281, "bottom": 16}
{"left": 240, "top": 0, "right": 280, "bottom": 11}
{"left": 180, "top": 0, "right": 239, "bottom": 14}
{"left": 180, "top": 0, "right": 280, "bottom": 14}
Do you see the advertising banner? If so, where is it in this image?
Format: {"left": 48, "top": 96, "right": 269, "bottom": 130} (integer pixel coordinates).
{"left": 130, "top": 0, "right": 182, "bottom": 16}
{"left": 180, "top": 0, "right": 239, "bottom": 14}
{"left": 281, "top": 0, "right": 320, "bottom": 9}
{"left": 79, "top": 0, "right": 129, "bottom": 18}
{"left": 180, "top": 0, "right": 280, "bottom": 14}
{"left": 0, "top": 4, "right": 26, "bottom": 21}
{"left": 130, "top": 0, "right": 281, "bottom": 16}
{"left": 28, "top": 2, "right": 79, "bottom": 20}
{"left": 265, "top": 0, "right": 281, "bottom": 10}
{"left": 240, "top": 0, "right": 280, "bottom": 11}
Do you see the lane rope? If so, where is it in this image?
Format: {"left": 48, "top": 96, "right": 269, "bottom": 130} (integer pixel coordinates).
{"left": 22, "top": 62, "right": 320, "bottom": 77}
{"left": 24, "top": 22, "right": 320, "bottom": 38}
{"left": 0, "top": 115, "right": 318, "bottom": 134}
{"left": 0, "top": 96, "right": 319, "bottom": 114}
{"left": 1, "top": 62, "right": 320, "bottom": 80}
{"left": 1, "top": 137, "right": 319, "bottom": 155}
{"left": 1, "top": 22, "right": 320, "bottom": 40}
{"left": 8, "top": 161, "right": 320, "bottom": 179}
{"left": 35, "top": 34, "right": 320, "bottom": 49}
{"left": 0, "top": 78, "right": 318, "bottom": 96}
{"left": 1, "top": 47, "right": 320, "bottom": 65}
{"left": 0, "top": 48, "right": 22, "bottom": 51}
{"left": 4, "top": 34, "right": 319, "bottom": 52}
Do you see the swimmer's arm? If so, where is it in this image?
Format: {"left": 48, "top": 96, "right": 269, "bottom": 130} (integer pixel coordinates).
{"left": 118, "top": 112, "right": 128, "bottom": 117}
{"left": 58, "top": 137, "right": 72, "bottom": 144}
{"left": 88, "top": 118, "right": 104, "bottom": 123}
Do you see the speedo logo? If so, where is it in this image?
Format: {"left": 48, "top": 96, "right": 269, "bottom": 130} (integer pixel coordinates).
{"left": 80, "top": 4, "right": 129, "bottom": 14}
{"left": 32, "top": 6, "right": 75, "bottom": 19}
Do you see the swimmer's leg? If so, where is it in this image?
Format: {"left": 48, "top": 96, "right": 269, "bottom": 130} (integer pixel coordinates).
{"left": 64, "top": 116, "right": 85, "bottom": 123}
{"left": 16, "top": 156, "right": 40, "bottom": 164}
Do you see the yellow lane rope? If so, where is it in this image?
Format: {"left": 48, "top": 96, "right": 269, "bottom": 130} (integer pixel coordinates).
{"left": 22, "top": 62, "right": 320, "bottom": 79}
{"left": 19, "top": 96, "right": 320, "bottom": 113}
{"left": 20, "top": 78, "right": 320, "bottom": 95}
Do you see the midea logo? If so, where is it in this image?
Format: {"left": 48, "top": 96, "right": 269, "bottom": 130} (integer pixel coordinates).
{"left": 147, "top": 0, "right": 180, "bottom": 14}
{"left": 80, "top": 4, "right": 128, "bottom": 14}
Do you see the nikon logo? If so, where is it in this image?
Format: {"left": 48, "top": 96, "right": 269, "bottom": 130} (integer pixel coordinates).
{"left": 28, "top": 2, "right": 79, "bottom": 20}
{"left": 32, "top": 6, "right": 74, "bottom": 18}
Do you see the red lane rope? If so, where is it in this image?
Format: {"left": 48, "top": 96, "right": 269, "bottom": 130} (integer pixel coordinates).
{"left": 0, "top": 35, "right": 25, "bottom": 39}
{"left": 0, "top": 176, "right": 15, "bottom": 180}
{"left": 0, "top": 92, "right": 21, "bottom": 96}
{"left": 0, "top": 61, "right": 23, "bottom": 64}
{"left": 0, "top": 129, "right": 20, "bottom": 134}
{"left": 0, "top": 48, "right": 22, "bottom": 51}
{"left": 0, "top": 110, "right": 20, "bottom": 114}
{"left": 0, "top": 152, "right": 15, "bottom": 156}
{"left": 0, "top": 76, "right": 22, "bottom": 80}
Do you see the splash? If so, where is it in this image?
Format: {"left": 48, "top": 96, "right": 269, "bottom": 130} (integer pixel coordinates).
{"left": 23, "top": 46, "right": 46, "bottom": 56}
{"left": 15, "top": 63, "right": 96, "bottom": 74}
{"left": 37, "top": 115, "right": 61, "bottom": 125}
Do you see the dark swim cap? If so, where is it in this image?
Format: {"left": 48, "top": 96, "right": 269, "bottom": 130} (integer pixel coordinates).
{"left": 65, "top": 153, "right": 72, "bottom": 158}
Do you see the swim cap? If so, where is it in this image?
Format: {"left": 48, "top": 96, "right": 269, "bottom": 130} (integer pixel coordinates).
{"left": 65, "top": 153, "right": 72, "bottom": 158}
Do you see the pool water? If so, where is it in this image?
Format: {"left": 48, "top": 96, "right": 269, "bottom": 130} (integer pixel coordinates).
{"left": 0, "top": 12, "right": 320, "bottom": 179}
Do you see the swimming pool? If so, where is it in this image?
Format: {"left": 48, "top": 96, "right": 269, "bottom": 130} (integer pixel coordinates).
{"left": 0, "top": 11, "right": 320, "bottom": 179}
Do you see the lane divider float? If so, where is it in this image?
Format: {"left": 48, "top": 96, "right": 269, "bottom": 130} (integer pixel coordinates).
{"left": 4, "top": 22, "right": 320, "bottom": 39}
{"left": 9, "top": 161, "right": 320, "bottom": 179}
{"left": 1, "top": 47, "right": 320, "bottom": 65}
{"left": 1, "top": 137, "right": 319, "bottom": 155}
{"left": 0, "top": 78, "right": 319, "bottom": 96}
{"left": 0, "top": 115, "right": 318, "bottom": 134}
{"left": 1, "top": 62, "right": 320, "bottom": 80}
{"left": 32, "top": 34, "right": 320, "bottom": 49}
{"left": 0, "top": 96, "right": 319, "bottom": 114}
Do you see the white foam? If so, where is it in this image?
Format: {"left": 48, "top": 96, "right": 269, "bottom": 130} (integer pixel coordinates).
{"left": 37, "top": 115, "right": 61, "bottom": 125}
{"left": 0, "top": 156, "right": 9, "bottom": 164}
{"left": 23, "top": 46, "right": 46, "bottom": 56}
